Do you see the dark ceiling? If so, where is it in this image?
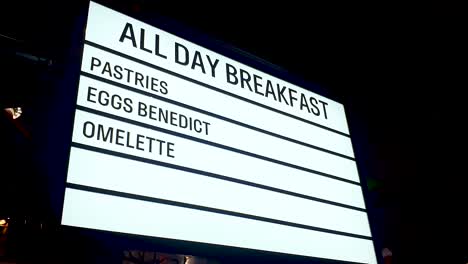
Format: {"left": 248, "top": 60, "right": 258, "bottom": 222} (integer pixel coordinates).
{"left": 1, "top": 0, "right": 466, "bottom": 262}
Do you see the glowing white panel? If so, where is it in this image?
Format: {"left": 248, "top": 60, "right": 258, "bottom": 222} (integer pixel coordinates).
{"left": 62, "top": 188, "right": 378, "bottom": 264}
{"left": 61, "top": 2, "right": 377, "bottom": 264}
{"left": 72, "top": 110, "right": 358, "bottom": 183}
{"left": 67, "top": 147, "right": 370, "bottom": 236}
{"left": 84, "top": 2, "right": 349, "bottom": 135}
{"left": 75, "top": 74, "right": 359, "bottom": 182}
{"left": 80, "top": 45, "right": 355, "bottom": 158}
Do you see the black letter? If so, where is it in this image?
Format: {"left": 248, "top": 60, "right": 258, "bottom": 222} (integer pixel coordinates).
{"left": 309, "top": 97, "right": 320, "bottom": 116}
{"left": 300, "top": 93, "right": 311, "bottom": 113}
{"left": 115, "top": 129, "right": 125, "bottom": 146}
{"left": 253, "top": 74, "right": 264, "bottom": 96}
{"left": 167, "top": 142, "right": 175, "bottom": 158}
{"left": 138, "top": 102, "right": 148, "bottom": 117}
{"left": 119, "top": 23, "right": 137, "bottom": 47}
{"left": 139, "top": 28, "right": 152, "bottom": 53}
{"left": 123, "top": 68, "right": 134, "bottom": 83}
{"left": 175, "top": 42, "right": 189, "bottom": 65}
{"left": 151, "top": 77, "right": 159, "bottom": 92}
{"left": 146, "top": 136, "right": 155, "bottom": 153}
{"left": 265, "top": 80, "right": 277, "bottom": 101}
{"left": 111, "top": 94, "right": 122, "bottom": 110}
{"left": 98, "top": 90, "right": 110, "bottom": 106}
{"left": 194, "top": 119, "right": 202, "bottom": 133}
{"left": 136, "top": 134, "right": 145, "bottom": 151}
{"left": 97, "top": 124, "right": 113, "bottom": 143}
{"left": 203, "top": 121, "right": 210, "bottom": 135}
{"left": 90, "top": 57, "right": 101, "bottom": 71}
{"left": 83, "top": 121, "right": 95, "bottom": 138}
{"left": 87, "top": 87, "right": 97, "bottom": 103}
{"left": 319, "top": 100, "right": 328, "bottom": 119}
{"left": 126, "top": 131, "right": 135, "bottom": 149}
{"left": 240, "top": 69, "right": 253, "bottom": 91}
{"left": 226, "top": 63, "right": 238, "bottom": 84}
{"left": 288, "top": 88, "right": 298, "bottom": 107}
{"left": 135, "top": 72, "right": 145, "bottom": 87}
{"left": 170, "top": 111, "right": 177, "bottom": 126}
{"left": 276, "top": 84, "right": 289, "bottom": 105}
{"left": 149, "top": 105, "right": 157, "bottom": 120}
{"left": 102, "top": 62, "right": 112, "bottom": 77}
{"left": 124, "top": 98, "right": 133, "bottom": 113}
{"left": 191, "top": 51, "right": 206, "bottom": 74}
{"left": 154, "top": 34, "right": 167, "bottom": 59}
{"left": 159, "top": 108, "right": 168, "bottom": 123}
{"left": 156, "top": 139, "right": 165, "bottom": 155}
{"left": 160, "top": 81, "right": 168, "bottom": 94}
{"left": 113, "top": 65, "right": 123, "bottom": 80}
{"left": 179, "top": 114, "right": 188, "bottom": 128}
{"left": 206, "top": 55, "right": 219, "bottom": 78}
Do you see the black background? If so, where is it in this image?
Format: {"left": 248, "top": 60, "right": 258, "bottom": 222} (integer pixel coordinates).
{"left": 0, "top": 0, "right": 466, "bottom": 263}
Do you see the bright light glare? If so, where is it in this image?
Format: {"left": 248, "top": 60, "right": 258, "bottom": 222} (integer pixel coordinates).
{"left": 4, "top": 107, "right": 22, "bottom": 119}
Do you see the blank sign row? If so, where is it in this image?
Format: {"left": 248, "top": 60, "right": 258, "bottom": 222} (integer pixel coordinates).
{"left": 62, "top": 188, "right": 377, "bottom": 264}
{"left": 67, "top": 147, "right": 371, "bottom": 236}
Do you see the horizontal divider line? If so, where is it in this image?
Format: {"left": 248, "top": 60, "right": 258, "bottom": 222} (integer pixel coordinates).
{"left": 66, "top": 182, "right": 371, "bottom": 240}
{"left": 76, "top": 105, "right": 360, "bottom": 186}
{"left": 83, "top": 40, "right": 350, "bottom": 138}
{"left": 71, "top": 142, "right": 366, "bottom": 213}
{"left": 81, "top": 71, "right": 355, "bottom": 161}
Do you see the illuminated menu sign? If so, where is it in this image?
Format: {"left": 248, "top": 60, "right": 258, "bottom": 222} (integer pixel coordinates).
{"left": 61, "top": 2, "right": 377, "bottom": 263}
